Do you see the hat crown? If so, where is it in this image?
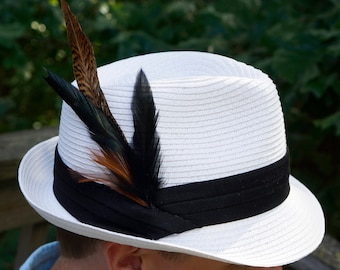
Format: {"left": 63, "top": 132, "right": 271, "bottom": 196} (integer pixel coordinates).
{"left": 57, "top": 51, "right": 286, "bottom": 187}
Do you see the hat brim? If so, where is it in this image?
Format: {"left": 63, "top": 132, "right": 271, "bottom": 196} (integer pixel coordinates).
{"left": 18, "top": 136, "right": 324, "bottom": 267}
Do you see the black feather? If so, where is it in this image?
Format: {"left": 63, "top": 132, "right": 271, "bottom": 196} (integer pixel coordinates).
{"left": 131, "top": 70, "right": 162, "bottom": 205}
{"left": 45, "top": 68, "right": 162, "bottom": 206}
{"left": 44, "top": 69, "right": 127, "bottom": 152}
{"left": 44, "top": 70, "right": 142, "bottom": 199}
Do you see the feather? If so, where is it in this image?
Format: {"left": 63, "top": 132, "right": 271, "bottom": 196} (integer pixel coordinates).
{"left": 60, "top": 0, "right": 114, "bottom": 123}
{"left": 46, "top": 1, "right": 162, "bottom": 208}
{"left": 45, "top": 70, "right": 145, "bottom": 205}
{"left": 131, "top": 70, "right": 162, "bottom": 205}
{"left": 45, "top": 69, "right": 162, "bottom": 206}
{"left": 58, "top": 0, "right": 140, "bottom": 202}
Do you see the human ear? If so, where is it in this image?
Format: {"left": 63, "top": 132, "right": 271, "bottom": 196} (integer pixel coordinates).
{"left": 103, "top": 242, "right": 142, "bottom": 270}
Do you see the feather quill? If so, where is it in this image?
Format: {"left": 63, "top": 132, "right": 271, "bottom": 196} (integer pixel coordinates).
{"left": 45, "top": 1, "right": 162, "bottom": 207}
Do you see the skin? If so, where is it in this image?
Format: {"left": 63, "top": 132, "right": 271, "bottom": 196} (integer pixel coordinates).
{"left": 139, "top": 249, "right": 282, "bottom": 270}
{"left": 52, "top": 242, "right": 282, "bottom": 270}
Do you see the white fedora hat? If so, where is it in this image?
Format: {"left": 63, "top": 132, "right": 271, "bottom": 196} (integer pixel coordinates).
{"left": 18, "top": 50, "right": 324, "bottom": 267}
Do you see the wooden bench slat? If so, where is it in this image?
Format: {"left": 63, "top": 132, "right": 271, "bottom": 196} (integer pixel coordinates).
{"left": 0, "top": 127, "right": 58, "bottom": 182}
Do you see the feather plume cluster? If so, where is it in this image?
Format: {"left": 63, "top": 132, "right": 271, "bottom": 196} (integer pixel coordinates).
{"left": 45, "top": 0, "right": 162, "bottom": 207}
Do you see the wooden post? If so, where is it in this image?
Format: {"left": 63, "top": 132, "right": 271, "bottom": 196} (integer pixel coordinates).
{"left": 0, "top": 127, "right": 58, "bottom": 268}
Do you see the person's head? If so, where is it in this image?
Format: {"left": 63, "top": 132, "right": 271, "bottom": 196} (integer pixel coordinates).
{"left": 18, "top": 1, "right": 324, "bottom": 269}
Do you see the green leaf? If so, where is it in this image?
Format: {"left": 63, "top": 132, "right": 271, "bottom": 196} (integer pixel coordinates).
{"left": 272, "top": 49, "right": 319, "bottom": 83}
{"left": 0, "top": 24, "right": 25, "bottom": 47}
{"left": 314, "top": 111, "right": 340, "bottom": 135}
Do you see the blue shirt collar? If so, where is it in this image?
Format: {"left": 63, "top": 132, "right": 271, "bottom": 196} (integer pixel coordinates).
{"left": 20, "top": 241, "right": 59, "bottom": 270}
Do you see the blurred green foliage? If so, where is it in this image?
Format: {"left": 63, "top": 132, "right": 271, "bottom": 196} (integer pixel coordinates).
{"left": 0, "top": 0, "right": 339, "bottom": 244}
{"left": 0, "top": 229, "right": 19, "bottom": 270}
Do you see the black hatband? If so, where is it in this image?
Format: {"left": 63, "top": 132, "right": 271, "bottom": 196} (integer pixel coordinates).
{"left": 53, "top": 148, "right": 290, "bottom": 239}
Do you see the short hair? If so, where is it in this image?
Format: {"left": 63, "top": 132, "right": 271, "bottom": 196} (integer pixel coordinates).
{"left": 159, "top": 250, "right": 187, "bottom": 261}
{"left": 56, "top": 227, "right": 103, "bottom": 259}
{"left": 56, "top": 227, "right": 186, "bottom": 261}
